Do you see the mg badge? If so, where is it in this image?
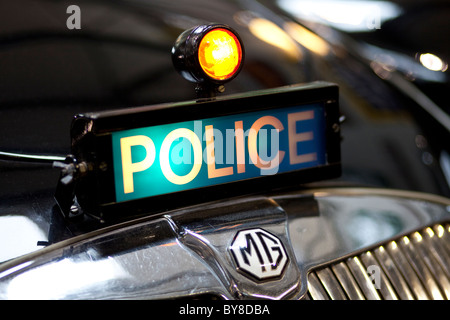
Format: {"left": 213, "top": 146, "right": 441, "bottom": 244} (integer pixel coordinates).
{"left": 230, "top": 228, "right": 288, "bottom": 281}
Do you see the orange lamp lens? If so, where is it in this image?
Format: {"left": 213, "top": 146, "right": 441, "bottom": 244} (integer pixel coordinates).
{"left": 198, "top": 28, "right": 242, "bottom": 81}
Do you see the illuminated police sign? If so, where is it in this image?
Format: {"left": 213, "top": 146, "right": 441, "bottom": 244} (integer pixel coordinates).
{"left": 112, "top": 104, "right": 326, "bottom": 203}
{"left": 68, "top": 82, "right": 340, "bottom": 219}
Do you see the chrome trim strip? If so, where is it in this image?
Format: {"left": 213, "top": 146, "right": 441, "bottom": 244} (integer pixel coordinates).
{"left": 389, "top": 72, "right": 450, "bottom": 133}
{"left": 303, "top": 187, "right": 450, "bottom": 207}
{"left": 0, "top": 151, "right": 66, "bottom": 163}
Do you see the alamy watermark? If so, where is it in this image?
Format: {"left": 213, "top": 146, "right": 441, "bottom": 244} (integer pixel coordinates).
{"left": 64, "top": 4, "right": 383, "bottom": 32}
{"left": 66, "top": 5, "right": 81, "bottom": 30}
{"left": 163, "top": 120, "right": 283, "bottom": 176}
{"left": 367, "top": 264, "right": 381, "bottom": 290}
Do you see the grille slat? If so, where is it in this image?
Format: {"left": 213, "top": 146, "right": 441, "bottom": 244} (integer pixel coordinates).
{"left": 400, "top": 234, "right": 445, "bottom": 299}
{"left": 410, "top": 231, "right": 450, "bottom": 299}
{"left": 430, "top": 225, "right": 450, "bottom": 278}
{"left": 360, "top": 251, "right": 398, "bottom": 300}
{"left": 346, "top": 256, "right": 382, "bottom": 300}
{"left": 316, "top": 268, "right": 348, "bottom": 300}
{"left": 307, "top": 272, "right": 330, "bottom": 300}
{"left": 306, "top": 224, "right": 450, "bottom": 300}
{"left": 386, "top": 239, "right": 430, "bottom": 299}
{"left": 332, "top": 262, "right": 365, "bottom": 300}
{"left": 438, "top": 224, "right": 450, "bottom": 254}
{"left": 373, "top": 246, "right": 415, "bottom": 299}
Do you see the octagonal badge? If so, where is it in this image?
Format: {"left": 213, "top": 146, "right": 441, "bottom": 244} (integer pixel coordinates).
{"left": 230, "top": 228, "right": 288, "bottom": 281}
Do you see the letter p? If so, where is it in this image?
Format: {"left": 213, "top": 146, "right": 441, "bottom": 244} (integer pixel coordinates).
{"left": 120, "top": 135, "right": 155, "bottom": 194}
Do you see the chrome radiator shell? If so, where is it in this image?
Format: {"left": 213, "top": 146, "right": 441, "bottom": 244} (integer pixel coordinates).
{"left": 0, "top": 188, "right": 449, "bottom": 300}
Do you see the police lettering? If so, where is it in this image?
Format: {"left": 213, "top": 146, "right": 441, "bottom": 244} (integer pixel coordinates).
{"left": 119, "top": 111, "right": 316, "bottom": 194}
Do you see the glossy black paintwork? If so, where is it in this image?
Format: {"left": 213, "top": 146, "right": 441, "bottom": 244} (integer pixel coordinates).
{"left": 0, "top": 0, "right": 449, "bottom": 262}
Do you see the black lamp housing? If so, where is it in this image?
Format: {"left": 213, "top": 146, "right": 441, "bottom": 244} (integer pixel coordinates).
{"left": 171, "top": 23, "right": 245, "bottom": 87}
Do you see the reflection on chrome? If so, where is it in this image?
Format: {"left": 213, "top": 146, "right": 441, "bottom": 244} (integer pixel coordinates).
{"left": 439, "top": 151, "right": 450, "bottom": 189}
{"left": 0, "top": 216, "right": 47, "bottom": 262}
{"left": 247, "top": 17, "right": 302, "bottom": 61}
{"left": 0, "top": 261, "right": 33, "bottom": 280}
{"left": 436, "top": 225, "right": 445, "bottom": 238}
{"left": 284, "top": 22, "right": 330, "bottom": 56}
{"left": 363, "top": 44, "right": 447, "bottom": 83}
{"left": 6, "top": 257, "right": 128, "bottom": 299}
{"left": 278, "top": 0, "right": 402, "bottom": 32}
{"left": 419, "top": 53, "right": 448, "bottom": 72}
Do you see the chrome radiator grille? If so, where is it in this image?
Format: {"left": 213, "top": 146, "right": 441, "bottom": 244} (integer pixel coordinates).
{"left": 305, "top": 223, "right": 450, "bottom": 300}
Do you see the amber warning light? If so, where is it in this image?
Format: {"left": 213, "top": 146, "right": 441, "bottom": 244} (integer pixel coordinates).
{"left": 172, "top": 24, "right": 244, "bottom": 96}
{"left": 198, "top": 28, "right": 242, "bottom": 81}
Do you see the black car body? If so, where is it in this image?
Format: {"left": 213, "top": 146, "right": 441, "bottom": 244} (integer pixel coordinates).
{"left": 0, "top": 0, "right": 449, "bottom": 300}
